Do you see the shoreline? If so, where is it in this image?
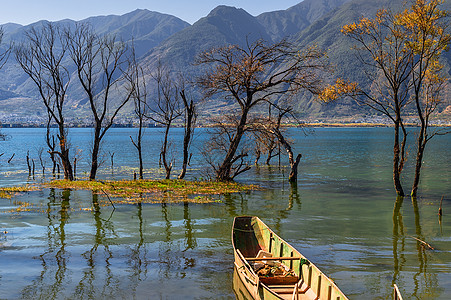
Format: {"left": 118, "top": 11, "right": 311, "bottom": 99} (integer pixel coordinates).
{"left": 1, "top": 123, "right": 450, "bottom": 129}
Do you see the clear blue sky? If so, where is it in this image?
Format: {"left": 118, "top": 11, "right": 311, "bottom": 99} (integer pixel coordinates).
{"left": 1, "top": 0, "right": 303, "bottom": 25}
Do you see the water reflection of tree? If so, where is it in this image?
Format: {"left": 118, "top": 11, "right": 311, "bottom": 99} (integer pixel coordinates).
{"left": 411, "top": 197, "right": 439, "bottom": 299}
{"left": 21, "top": 188, "right": 71, "bottom": 299}
{"left": 127, "top": 203, "right": 148, "bottom": 282}
{"left": 158, "top": 202, "right": 198, "bottom": 280}
{"left": 392, "top": 196, "right": 440, "bottom": 299}
{"left": 392, "top": 196, "right": 406, "bottom": 286}
{"left": 75, "top": 193, "right": 118, "bottom": 298}
{"left": 272, "top": 183, "right": 301, "bottom": 234}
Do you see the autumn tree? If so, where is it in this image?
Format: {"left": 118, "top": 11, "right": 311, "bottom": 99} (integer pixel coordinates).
{"left": 398, "top": 0, "right": 450, "bottom": 197}
{"left": 15, "top": 22, "right": 74, "bottom": 180}
{"left": 338, "top": 9, "right": 414, "bottom": 196}
{"left": 66, "top": 24, "right": 132, "bottom": 180}
{"left": 327, "top": 0, "right": 450, "bottom": 197}
{"left": 196, "top": 39, "right": 329, "bottom": 181}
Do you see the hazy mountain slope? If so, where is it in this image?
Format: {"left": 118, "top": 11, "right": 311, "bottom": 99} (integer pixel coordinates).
{"left": 142, "top": 6, "right": 272, "bottom": 69}
{"left": 0, "top": 10, "right": 190, "bottom": 121}
{"left": 257, "top": 0, "right": 351, "bottom": 41}
{"left": 287, "top": 0, "right": 450, "bottom": 119}
{"left": 81, "top": 9, "right": 190, "bottom": 56}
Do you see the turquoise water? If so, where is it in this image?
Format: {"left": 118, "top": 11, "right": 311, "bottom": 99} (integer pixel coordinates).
{"left": 0, "top": 127, "right": 450, "bottom": 299}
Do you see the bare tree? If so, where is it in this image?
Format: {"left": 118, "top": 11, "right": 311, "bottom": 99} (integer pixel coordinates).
{"left": 0, "top": 27, "right": 10, "bottom": 71}
{"left": 125, "top": 44, "right": 147, "bottom": 180}
{"left": 146, "top": 62, "right": 182, "bottom": 179}
{"left": 66, "top": 24, "right": 133, "bottom": 180}
{"left": 178, "top": 82, "right": 197, "bottom": 179}
{"left": 15, "top": 22, "right": 74, "bottom": 180}
{"left": 0, "top": 45, "right": 8, "bottom": 137}
{"left": 202, "top": 113, "right": 261, "bottom": 180}
{"left": 45, "top": 113, "right": 58, "bottom": 176}
{"left": 255, "top": 105, "right": 303, "bottom": 182}
{"left": 196, "top": 39, "right": 329, "bottom": 181}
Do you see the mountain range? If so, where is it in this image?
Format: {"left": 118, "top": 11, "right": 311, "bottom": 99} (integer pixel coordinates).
{"left": 0, "top": 0, "right": 450, "bottom": 124}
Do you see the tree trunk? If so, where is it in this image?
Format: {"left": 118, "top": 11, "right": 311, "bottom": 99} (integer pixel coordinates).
{"left": 137, "top": 120, "right": 143, "bottom": 180}
{"left": 393, "top": 120, "right": 404, "bottom": 196}
{"left": 58, "top": 125, "right": 74, "bottom": 181}
{"left": 273, "top": 127, "right": 301, "bottom": 183}
{"left": 89, "top": 126, "right": 101, "bottom": 180}
{"left": 138, "top": 141, "right": 143, "bottom": 180}
{"left": 162, "top": 123, "right": 172, "bottom": 179}
{"left": 288, "top": 154, "right": 302, "bottom": 183}
{"left": 216, "top": 108, "right": 249, "bottom": 181}
{"left": 179, "top": 98, "right": 194, "bottom": 180}
{"left": 60, "top": 148, "right": 74, "bottom": 181}
{"left": 411, "top": 126, "right": 426, "bottom": 198}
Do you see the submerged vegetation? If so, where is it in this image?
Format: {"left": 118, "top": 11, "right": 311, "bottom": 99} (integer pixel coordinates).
{"left": 0, "top": 179, "right": 259, "bottom": 213}
{"left": 0, "top": 186, "right": 39, "bottom": 199}
{"left": 44, "top": 179, "right": 259, "bottom": 204}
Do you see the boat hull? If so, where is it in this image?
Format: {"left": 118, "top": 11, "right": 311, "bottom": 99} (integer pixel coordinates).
{"left": 232, "top": 216, "right": 349, "bottom": 300}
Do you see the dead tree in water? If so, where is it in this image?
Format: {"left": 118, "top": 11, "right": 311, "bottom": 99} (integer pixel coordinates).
{"left": 265, "top": 107, "right": 302, "bottom": 183}
{"left": 146, "top": 62, "right": 182, "bottom": 180}
{"left": 38, "top": 148, "right": 46, "bottom": 176}
{"left": 178, "top": 87, "right": 197, "bottom": 179}
{"left": 15, "top": 23, "right": 74, "bottom": 180}
{"left": 125, "top": 45, "right": 147, "bottom": 180}
{"left": 196, "top": 39, "right": 329, "bottom": 181}
{"left": 65, "top": 24, "right": 132, "bottom": 180}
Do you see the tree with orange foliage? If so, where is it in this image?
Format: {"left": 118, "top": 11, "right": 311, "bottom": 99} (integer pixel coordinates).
{"left": 339, "top": 8, "right": 413, "bottom": 196}
{"left": 324, "top": 0, "right": 450, "bottom": 197}
{"left": 398, "top": 0, "right": 450, "bottom": 197}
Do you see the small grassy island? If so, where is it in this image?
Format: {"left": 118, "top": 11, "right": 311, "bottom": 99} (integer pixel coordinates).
{"left": 45, "top": 179, "right": 259, "bottom": 204}
{"left": 1, "top": 179, "right": 259, "bottom": 207}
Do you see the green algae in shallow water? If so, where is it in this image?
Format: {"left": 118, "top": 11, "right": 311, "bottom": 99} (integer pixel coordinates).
{"left": 43, "top": 179, "right": 260, "bottom": 204}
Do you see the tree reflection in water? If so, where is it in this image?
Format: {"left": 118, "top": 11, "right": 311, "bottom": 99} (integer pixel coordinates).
{"left": 392, "top": 195, "right": 406, "bottom": 287}
{"left": 75, "top": 192, "right": 118, "bottom": 299}
{"left": 21, "top": 188, "right": 70, "bottom": 299}
{"left": 411, "top": 197, "right": 439, "bottom": 299}
{"left": 392, "top": 195, "right": 440, "bottom": 299}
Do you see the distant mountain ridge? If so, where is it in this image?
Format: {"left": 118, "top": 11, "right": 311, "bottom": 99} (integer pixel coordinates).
{"left": 0, "top": 0, "right": 449, "bottom": 123}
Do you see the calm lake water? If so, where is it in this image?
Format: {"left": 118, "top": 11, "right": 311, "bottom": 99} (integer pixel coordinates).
{"left": 0, "top": 127, "right": 450, "bottom": 299}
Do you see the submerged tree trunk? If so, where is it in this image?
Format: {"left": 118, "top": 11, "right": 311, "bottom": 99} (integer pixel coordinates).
{"left": 89, "top": 126, "right": 102, "bottom": 181}
{"left": 288, "top": 154, "right": 302, "bottom": 183}
{"left": 393, "top": 119, "right": 405, "bottom": 196}
{"left": 273, "top": 128, "right": 302, "bottom": 183}
{"left": 216, "top": 108, "right": 249, "bottom": 181}
{"left": 162, "top": 123, "right": 172, "bottom": 180}
{"left": 179, "top": 90, "right": 196, "bottom": 180}
{"left": 130, "top": 117, "right": 144, "bottom": 180}
{"left": 137, "top": 125, "right": 144, "bottom": 180}
{"left": 411, "top": 109, "right": 427, "bottom": 198}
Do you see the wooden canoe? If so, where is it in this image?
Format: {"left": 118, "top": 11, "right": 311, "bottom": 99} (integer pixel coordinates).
{"left": 232, "top": 216, "right": 349, "bottom": 300}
